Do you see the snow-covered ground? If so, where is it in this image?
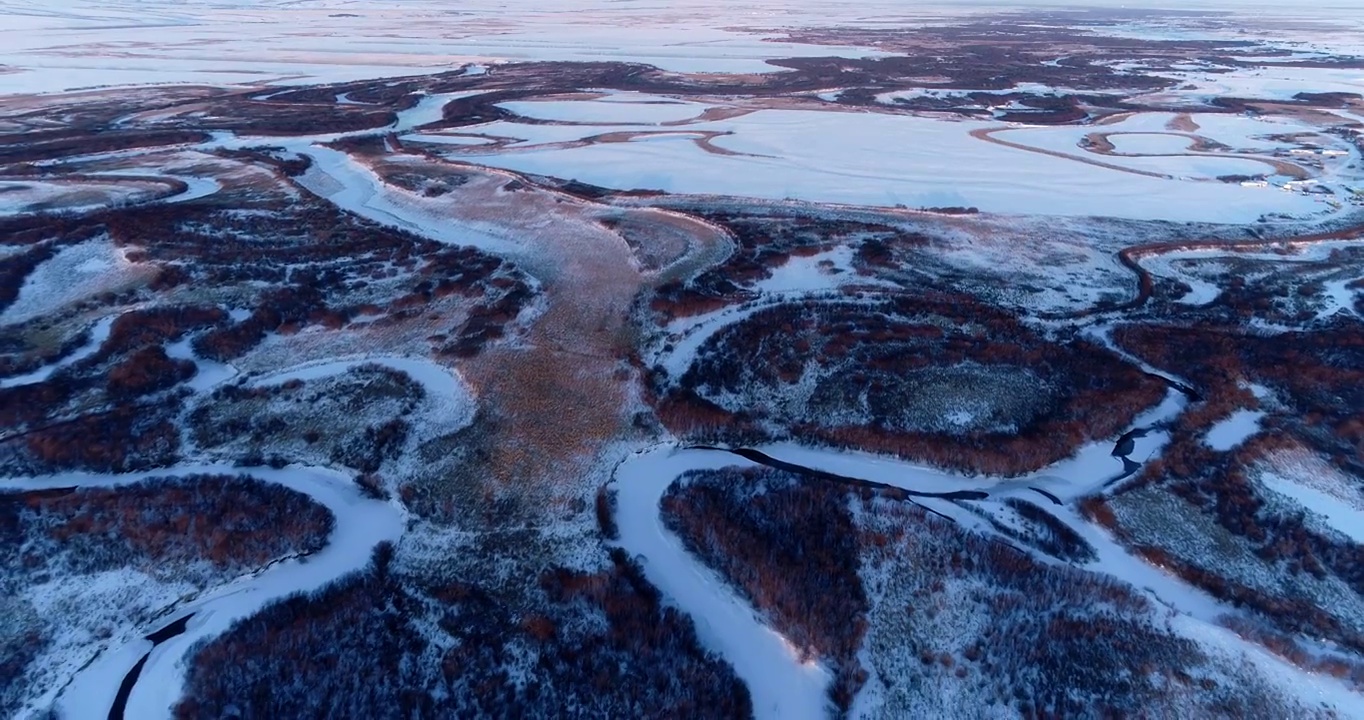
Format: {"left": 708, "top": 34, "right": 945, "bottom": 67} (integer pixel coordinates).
{"left": 993, "top": 120, "right": 1336, "bottom": 181}
{"left": 0, "top": 0, "right": 900, "bottom": 93}
{"left": 1108, "top": 133, "right": 1197, "bottom": 154}
{"left": 875, "top": 82, "right": 1099, "bottom": 105}
{"left": 0, "top": 239, "right": 150, "bottom": 326}
{"left": 0, "top": 179, "right": 153, "bottom": 216}
{"left": 403, "top": 119, "right": 682, "bottom": 147}
{"left": 614, "top": 421, "right": 1364, "bottom": 719}
{"left": 163, "top": 337, "right": 239, "bottom": 393}
{"left": 242, "top": 355, "right": 476, "bottom": 430}
{"left": 1137, "top": 239, "right": 1364, "bottom": 311}
{"left": 499, "top": 93, "right": 711, "bottom": 125}
{"left": 0, "top": 314, "right": 116, "bottom": 389}
{"left": 613, "top": 446, "right": 833, "bottom": 720}
{"left": 0, "top": 463, "right": 405, "bottom": 720}
{"left": 463, "top": 108, "right": 1330, "bottom": 223}
{"left": 1139, "top": 65, "right": 1364, "bottom": 105}
{"left": 1260, "top": 472, "right": 1364, "bottom": 545}
{"left": 289, "top": 143, "right": 514, "bottom": 253}
{"left": 1257, "top": 449, "right": 1364, "bottom": 546}
{"left": 754, "top": 389, "right": 1184, "bottom": 503}
{"left": 753, "top": 246, "right": 861, "bottom": 294}
{"left": 391, "top": 91, "right": 490, "bottom": 131}
{"left": 1204, "top": 409, "right": 1265, "bottom": 451}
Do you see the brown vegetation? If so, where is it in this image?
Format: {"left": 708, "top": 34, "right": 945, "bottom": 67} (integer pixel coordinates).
{"left": 176, "top": 548, "right": 750, "bottom": 719}
{"left": 660, "top": 293, "right": 1165, "bottom": 476}
{"left": 3, "top": 474, "right": 333, "bottom": 574}
{"left": 662, "top": 467, "right": 868, "bottom": 710}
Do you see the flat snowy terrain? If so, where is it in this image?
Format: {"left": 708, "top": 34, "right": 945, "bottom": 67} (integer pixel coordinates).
{"left": 466, "top": 107, "right": 1332, "bottom": 223}
{"left": 3, "top": 1, "right": 1362, "bottom": 93}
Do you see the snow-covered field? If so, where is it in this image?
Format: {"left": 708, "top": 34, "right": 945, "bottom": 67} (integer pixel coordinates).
{"left": 614, "top": 421, "right": 1364, "bottom": 719}
{"left": 463, "top": 108, "right": 1331, "bottom": 222}
{"left": 0, "top": 0, "right": 901, "bottom": 93}
{"left": 992, "top": 114, "right": 1351, "bottom": 181}
{"left": 243, "top": 355, "right": 476, "bottom": 431}
{"left": 1139, "top": 65, "right": 1364, "bottom": 105}
{"left": 0, "top": 314, "right": 116, "bottom": 388}
{"left": 0, "top": 239, "right": 151, "bottom": 326}
{"left": 1107, "top": 133, "right": 1197, "bottom": 154}
{"left": 1257, "top": 450, "right": 1364, "bottom": 545}
{"left": 1204, "top": 409, "right": 1265, "bottom": 451}
{"left": 0, "top": 464, "right": 404, "bottom": 720}
{"left": 613, "top": 446, "right": 833, "bottom": 720}
{"left": 500, "top": 93, "right": 711, "bottom": 125}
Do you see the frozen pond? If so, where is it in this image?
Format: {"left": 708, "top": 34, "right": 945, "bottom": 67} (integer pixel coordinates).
{"left": 468, "top": 108, "right": 1326, "bottom": 223}
{"left": 1107, "top": 133, "right": 1196, "bottom": 154}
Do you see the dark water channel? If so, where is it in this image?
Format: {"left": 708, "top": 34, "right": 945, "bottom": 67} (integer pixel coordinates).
{"left": 108, "top": 613, "right": 194, "bottom": 720}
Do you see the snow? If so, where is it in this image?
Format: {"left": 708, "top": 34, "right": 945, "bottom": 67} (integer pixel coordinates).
{"left": 291, "top": 143, "right": 513, "bottom": 254}
{"left": 391, "top": 91, "right": 489, "bottom": 132}
{"left": 0, "top": 314, "right": 116, "bottom": 389}
{"left": 1260, "top": 473, "right": 1364, "bottom": 545}
{"left": 754, "top": 388, "right": 1184, "bottom": 503}
{"left": 1144, "top": 65, "right": 1364, "bottom": 105}
{"left": 84, "top": 170, "right": 222, "bottom": 205}
{"left": 0, "top": 463, "right": 408, "bottom": 720}
{"left": 753, "top": 246, "right": 859, "bottom": 294}
{"left": 0, "top": 0, "right": 896, "bottom": 93}
{"left": 1319, "top": 279, "right": 1361, "bottom": 319}
{"left": 0, "top": 179, "right": 150, "bottom": 216}
{"left": 1136, "top": 240, "right": 1364, "bottom": 311}
{"left": 0, "top": 239, "right": 145, "bottom": 326}
{"left": 400, "top": 133, "right": 496, "bottom": 147}
{"left": 243, "top": 356, "right": 475, "bottom": 430}
{"left": 499, "top": 93, "right": 710, "bottom": 125}
{"left": 614, "top": 401, "right": 1364, "bottom": 719}
{"left": 1167, "top": 614, "right": 1364, "bottom": 719}
{"left": 1204, "top": 409, "right": 1266, "bottom": 451}
{"left": 613, "top": 446, "right": 833, "bottom": 720}
{"left": 12, "top": 566, "right": 196, "bottom": 719}
{"left": 993, "top": 125, "right": 1289, "bottom": 180}
{"left": 877, "top": 82, "right": 1102, "bottom": 105}
{"left": 659, "top": 302, "right": 768, "bottom": 379}
{"left": 164, "top": 338, "right": 239, "bottom": 393}
{"left": 944, "top": 410, "right": 976, "bottom": 427}
{"left": 465, "top": 108, "right": 1328, "bottom": 223}
{"left": 1186, "top": 113, "right": 1325, "bottom": 152}
{"left": 1108, "top": 133, "right": 1196, "bottom": 154}
{"left": 1256, "top": 448, "right": 1364, "bottom": 546}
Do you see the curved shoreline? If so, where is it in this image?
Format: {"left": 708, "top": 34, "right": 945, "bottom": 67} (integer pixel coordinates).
{"left": 1, "top": 464, "right": 405, "bottom": 720}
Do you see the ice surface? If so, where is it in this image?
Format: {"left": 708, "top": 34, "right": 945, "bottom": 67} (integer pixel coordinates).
{"left": 0, "top": 0, "right": 897, "bottom": 93}
{"left": 1205, "top": 409, "right": 1265, "bottom": 451}
{"left": 614, "top": 446, "right": 833, "bottom": 720}
{"left": 468, "top": 109, "right": 1328, "bottom": 223}
{"left": 1261, "top": 473, "right": 1364, "bottom": 545}
{"left": 500, "top": 93, "right": 710, "bottom": 125}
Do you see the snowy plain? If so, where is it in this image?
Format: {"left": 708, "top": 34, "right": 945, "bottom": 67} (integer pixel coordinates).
{"left": 465, "top": 107, "right": 1332, "bottom": 223}
{"left": 0, "top": 0, "right": 900, "bottom": 93}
